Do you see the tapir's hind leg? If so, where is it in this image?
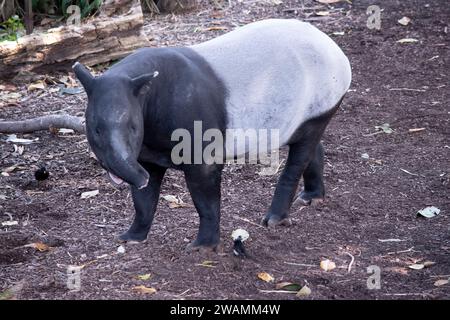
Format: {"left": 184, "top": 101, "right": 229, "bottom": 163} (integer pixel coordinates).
{"left": 296, "top": 142, "right": 325, "bottom": 205}
{"left": 262, "top": 139, "right": 318, "bottom": 227}
{"left": 119, "top": 163, "right": 166, "bottom": 242}
{"left": 262, "top": 100, "right": 341, "bottom": 227}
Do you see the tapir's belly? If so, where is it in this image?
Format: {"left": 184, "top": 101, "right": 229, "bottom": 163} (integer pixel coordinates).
{"left": 191, "top": 19, "right": 351, "bottom": 159}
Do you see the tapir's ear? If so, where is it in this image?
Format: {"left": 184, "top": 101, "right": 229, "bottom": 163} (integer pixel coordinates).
{"left": 131, "top": 71, "right": 159, "bottom": 96}
{"left": 72, "top": 62, "right": 94, "bottom": 94}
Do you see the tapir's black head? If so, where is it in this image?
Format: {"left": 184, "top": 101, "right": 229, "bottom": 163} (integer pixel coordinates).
{"left": 73, "top": 62, "right": 157, "bottom": 189}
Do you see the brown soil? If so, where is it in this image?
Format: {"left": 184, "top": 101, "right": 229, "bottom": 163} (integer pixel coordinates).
{"left": 0, "top": 0, "right": 449, "bottom": 300}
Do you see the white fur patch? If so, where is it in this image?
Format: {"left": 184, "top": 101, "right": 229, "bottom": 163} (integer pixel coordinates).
{"left": 191, "top": 19, "right": 352, "bottom": 158}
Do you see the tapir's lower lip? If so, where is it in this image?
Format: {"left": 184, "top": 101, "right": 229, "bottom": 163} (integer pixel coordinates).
{"left": 107, "top": 171, "right": 149, "bottom": 189}
{"left": 108, "top": 172, "right": 124, "bottom": 185}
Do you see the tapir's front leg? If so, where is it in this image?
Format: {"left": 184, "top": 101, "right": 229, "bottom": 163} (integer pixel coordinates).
{"left": 119, "top": 163, "right": 166, "bottom": 242}
{"left": 184, "top": 164, "right": 223, "bottom": 250}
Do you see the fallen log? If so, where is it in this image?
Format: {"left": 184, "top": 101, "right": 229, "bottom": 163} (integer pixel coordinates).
{"left": 0, "top": 0, "right": 151, "bottom": 79}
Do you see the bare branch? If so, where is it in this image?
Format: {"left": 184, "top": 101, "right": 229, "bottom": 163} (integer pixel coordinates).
{"left": 0, "top": 115, "right": 85, "bottom": 133}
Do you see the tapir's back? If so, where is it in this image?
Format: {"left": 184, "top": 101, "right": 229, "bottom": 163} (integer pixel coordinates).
{"left": 191, "top": 19, "right": 351, "bottom": 155}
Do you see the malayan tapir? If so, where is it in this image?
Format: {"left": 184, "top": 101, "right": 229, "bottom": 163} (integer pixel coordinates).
{"left": 73, "top": 19, "right": 351, "bottom": 250}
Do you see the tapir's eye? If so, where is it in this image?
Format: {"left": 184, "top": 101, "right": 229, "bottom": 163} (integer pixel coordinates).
{"left": 95, "top": 127, "right": 100, "bottom": 135}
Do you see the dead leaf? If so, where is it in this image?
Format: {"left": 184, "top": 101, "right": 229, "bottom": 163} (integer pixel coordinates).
{"left": 81, "top": 190, "right": 99, "bottom": 199}
{"left": 398, "top": 17, "right": 411, "bottom": 26}
{"left": 27, "top": 81, "right": 46, "bottom": 92}
{"left": 132, "top": 285, "right": 157, "bottom": 294}
{"left": 161, "top": 194, "right": 190, "bottom": 208}
{"left": 372, "top": 159, "right": 383, "bottom": 165}
{"left": 206, "top": 26, "right": 228, "bottom": 31}
{"left": 2, "top": 165, "right": 18, "bottom": 174}
{"left": 375, "top": 123, "right": 393, "bottom": 134}
{"left": 320, "top": 259, "right": 336, "bottom": 271}
{"left": 417, "top": 206, "right": 440, "bottom": 218}
{"left": 315, "top": 11, "right": 330, "bottom": 16}
{"left": 6, "top": 134, "right": 38, "bottom": 145}
{"left": 408, "top": 264, "right": 424, "bottom": 270}
{"left": 397, "top": 38, "right": 419, "bottom": 44}
{"left": 196, "top": 260, "right": 218, "bottom": 268}
{"left": 275, "top": 282, "right": 302, "bottom": 291}
{"left": 162, "top": 194, "right": 178, "bottom": 202}
{"left": 385, "top": 267, "right": 409, "bottom": 275}
{"left": 296, "top": 285, "right": 311, "bottom": 297}
{"left": 23, "top": 242, "right": 51, "bottom": 252}
{"left": 434, "top": 279, "right": 449, "bottom": 287}
{"left": 137, "top": 273, "right": 152, "bottom": 281}
{"left": 59, "top": 75, "right": 78, "bottom": 88}
{"left": 257, "top": 272, "right": 274, "bottom": 283}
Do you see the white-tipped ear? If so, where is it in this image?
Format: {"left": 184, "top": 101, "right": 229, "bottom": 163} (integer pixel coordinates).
{"left": 131, "top": 71, "right": 159, "bottom": 96}
{"left": 72, "top": 62, "right": 94, "bottom": 94}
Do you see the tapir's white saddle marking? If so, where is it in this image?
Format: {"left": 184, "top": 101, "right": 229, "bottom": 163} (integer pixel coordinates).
{"left": 191, "top": 19, "right": 351, "bottom": 159}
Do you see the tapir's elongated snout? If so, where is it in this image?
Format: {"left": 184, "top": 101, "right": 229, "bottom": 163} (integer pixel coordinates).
{"left": 107, "top": 155, "right": 149, "bottom": 189}
{"left": 96, "top": 130, "right": 149, "bottom": 189}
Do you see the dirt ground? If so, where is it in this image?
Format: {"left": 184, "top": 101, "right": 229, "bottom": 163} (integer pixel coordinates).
{"left": 0, "top": 0, "right": 449, "bottom": 300}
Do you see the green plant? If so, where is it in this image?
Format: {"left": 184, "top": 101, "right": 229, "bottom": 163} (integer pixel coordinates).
{"left": 31, "top": 0, "right": 103, "bottom": 18}
{"left": 0, "top": 15, "right": 25, "bottom": 42}
{"left": 79, "top": 0, "right": 103, "bottom": 18}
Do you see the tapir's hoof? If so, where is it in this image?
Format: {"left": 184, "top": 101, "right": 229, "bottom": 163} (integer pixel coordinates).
{"left": 261, "top": 216, "right": 292, "bottom": 228}
{"left": 186, "top": 241, "right": 219, "bottom": 253}
{"left": 118, "top": 231, "right": 148, "bottom": 243}
{"left": 294, "top": 190, "right": 324, "bottom": 206}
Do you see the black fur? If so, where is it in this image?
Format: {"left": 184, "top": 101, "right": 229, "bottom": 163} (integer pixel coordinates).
{"left": 106, "top": 47, "right": 228, "bottom": 168}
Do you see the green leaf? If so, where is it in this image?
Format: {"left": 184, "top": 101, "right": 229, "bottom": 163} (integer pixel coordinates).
{"left": 81, "top": 0, "right": 102, "bottom": 18}
{"left": 275, "top": 282, "right": 302, "bottom": 292}
{"left": 61, "top": 0, "right": 73, "bottom": 14}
